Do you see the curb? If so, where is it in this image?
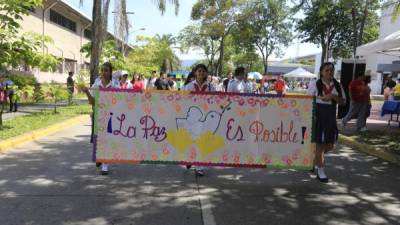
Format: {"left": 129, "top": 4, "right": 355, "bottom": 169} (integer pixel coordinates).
{"left": 338, "top": 134, "right": 400, "bottom": 166}
{"left": 0, "top": 115, "right": 90, "bottom": 153}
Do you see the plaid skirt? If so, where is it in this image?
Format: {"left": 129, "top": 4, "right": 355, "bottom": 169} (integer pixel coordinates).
{"left": 315, "top": 103, "right": 338, "bottom": 144}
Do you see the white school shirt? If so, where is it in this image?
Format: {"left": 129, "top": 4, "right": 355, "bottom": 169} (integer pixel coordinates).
{"left": 182, "top": 80, "right": 216, "bottom": 92}
{"left": 307, "top": 80, "right": 346, "bottom": 105}
{"left": 119, "top": 81, "right": 133, "bottom": 89}
{"left": 146, "top": 77, "right": 157, "bottom": 90}
{"left": 89, "top": 78, "right": 119, "bottom": 97}
{"left": 227, "top": 79, "right": 248, "bottom": 93}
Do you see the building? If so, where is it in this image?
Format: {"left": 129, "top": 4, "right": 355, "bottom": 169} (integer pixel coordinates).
{"left": 357, "top": 3, "right": 400, "bottom": 94}
{"left": 17, "top": 0, "right": 130, "bottom": 83}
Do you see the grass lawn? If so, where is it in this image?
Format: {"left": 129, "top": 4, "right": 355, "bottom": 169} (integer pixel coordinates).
{"left": 0, "top": 104, "right": 91, "bottom": 140}
{"left": 346, "top": 130, "right": 400, "bottom": 155}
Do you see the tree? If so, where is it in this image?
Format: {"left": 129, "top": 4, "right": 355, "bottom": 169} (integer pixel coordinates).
{"left": 125, "top": 35, "right": 180, "bottom": 75}
{"left": 191, "top": 0, "right": 241, "bottom": 75}
{"left": 296, "top": 0, "right": 351, "bottom": 65}
{"left": 155, "top": 34, "right": 181, "bottom": 72}
{"left": 42, "top": 82, "right": 69, "bottom": 114}
{"left": 178, "top": 24, "right": 221, "bottom": 74}
{"left": 82, "top": 0, "right": 180, "bottom": 85}
{"left": 81, "top": 39, "right": 126, "bottom": 70}
{"left": 235, "top": 0, "right": 293, "bottom": 73}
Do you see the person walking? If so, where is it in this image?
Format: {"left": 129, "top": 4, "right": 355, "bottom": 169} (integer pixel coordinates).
{"left": 83, "top": 62, "right": 119, "bottom": 175}
{"left": 182, "top": 64, "right": 216, "bottom": 176}
{"left": 67, "top": 71, "right": 75, "bottom": 105}
{"left": 307, "top": 62, "right": 346, "bottom": 183}
{"left": 342, "top": 73, "right": 369, "bottom": 131}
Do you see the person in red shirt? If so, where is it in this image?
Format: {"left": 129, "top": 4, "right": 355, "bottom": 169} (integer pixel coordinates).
{"left": 342, "top": 73, "right": 369, "bottom": 131}
{"left": 131, "top": 74, "right": 145, "bottom": 91}
{"left": 274, "top": 75, "right": 286, "bottom": 95}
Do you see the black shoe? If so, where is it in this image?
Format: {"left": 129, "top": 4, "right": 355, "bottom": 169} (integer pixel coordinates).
{"left": 101, "top": 170, "right": 109, "bottom": 175}
{"left": 186, "top": 165, "right": 192, "bottom": 170}
{"left": 195, "top": 169, "right": 205, "bottom": 177}
{"left": 317, "top": 174, "right": 329, "bottom": 183}
{"left": 96, "top": 162, "right": 102, "bottom": 168}
{"left": 310, "top": 166, "right": 315, "bottom": 173}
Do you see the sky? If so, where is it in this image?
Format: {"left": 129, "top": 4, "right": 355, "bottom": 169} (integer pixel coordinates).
{"left": 65, "top": 0, "right": 321, "bottom": 60}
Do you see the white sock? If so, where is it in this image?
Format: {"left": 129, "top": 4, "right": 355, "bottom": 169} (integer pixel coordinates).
{"left": 101, "top": 164, "right": 109, "bottom": 171}
{"left": 317, "top": 167, "right": 327, "bottom": 179}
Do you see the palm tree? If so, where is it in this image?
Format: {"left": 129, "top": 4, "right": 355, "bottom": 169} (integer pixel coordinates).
{"left": 80, "top": 0, "right": 180, "bottom": 84}
{"left": 155, "top": 34, "right": 181, "bottom": 72}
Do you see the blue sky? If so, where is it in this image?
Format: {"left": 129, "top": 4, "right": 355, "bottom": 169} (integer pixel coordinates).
{"left": 65, "top": 0, "right": 320, "bottom": 60}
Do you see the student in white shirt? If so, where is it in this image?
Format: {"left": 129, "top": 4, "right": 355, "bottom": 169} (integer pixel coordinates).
{"left": 83, "top": 62, "right": 119, "bottom": 175}
{"left": 182, "top": 64, "right": 215, "bottom": 176}
{"left": 227, "top": 67, "right": 248, "bottom": 93}
{"left": 307, "top": 62, "right": 346, "bottom": 183}
{"left": 146, "top": 71, "right": 158, "bottom": 90}
{"left": 119, "top": 71, "right": 132, "bottom": 89}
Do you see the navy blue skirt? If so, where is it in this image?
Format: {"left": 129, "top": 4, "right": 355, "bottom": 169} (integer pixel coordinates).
{"left": 315, "top": 103, "right": 338, "bottom": 144}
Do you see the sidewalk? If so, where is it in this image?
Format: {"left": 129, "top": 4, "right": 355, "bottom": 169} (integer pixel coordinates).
{"left": 337, "top": 106, "right": 400, "bottom": 166}
{"left": 2, "top": 99, "right": 88, "bottom": 120}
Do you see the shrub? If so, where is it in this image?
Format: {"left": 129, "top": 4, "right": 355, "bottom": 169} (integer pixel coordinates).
{"left": 2, "top": 73, "right": 37, "bottom": 88}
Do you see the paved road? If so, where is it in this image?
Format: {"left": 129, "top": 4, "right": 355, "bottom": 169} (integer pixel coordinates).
{"left": 0, "top": 119, "right": 399, "bottom": 225}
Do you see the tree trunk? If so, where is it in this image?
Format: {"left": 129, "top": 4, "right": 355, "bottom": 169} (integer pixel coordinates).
{"left": 89, "top": 0, "right": 103, "bottom": 86}
{"left": 320, "top": 42, "right": 327, "bottom": 66}
{"left": 358, "top": 0, "right": 370, "bottom": 46}
{"left": 217, "top": 37, "right": 225, "bottom": 76}
{"left": 351, "top": 7, "right": 358, "bottom": 59}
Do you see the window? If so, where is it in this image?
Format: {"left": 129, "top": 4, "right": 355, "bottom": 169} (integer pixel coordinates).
{"left": 64, "top": 59, "right": 77, "bottom": 73}
{"left": 50, "top": 9, "right": 76, "bottom": 32}
{"left": 84, "top": 29, "right": 92, "bottom": 39}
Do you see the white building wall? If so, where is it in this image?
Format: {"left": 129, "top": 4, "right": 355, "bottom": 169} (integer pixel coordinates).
{"left": 18, "top": 2, "right": 91, "bottom": 83}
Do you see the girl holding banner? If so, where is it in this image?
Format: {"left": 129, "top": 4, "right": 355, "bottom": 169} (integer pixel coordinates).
{"left": 83, "top": 62, "right": 119, "bottom": 175}
{"left": 182, "top": 64, "right": 216, "bottom": 176}
{"left": 307, "top": 62, "right": 345, "bottom": 183}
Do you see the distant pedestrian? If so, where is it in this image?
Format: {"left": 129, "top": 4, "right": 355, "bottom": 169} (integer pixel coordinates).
{"left": 307, "top": 62, "right": 346, "bottom": 183}
{"left": 119, "top": 71, "right": 132, "bottom": 89}
{"left": 342, "top": 73, "right": 369, "bottom": 132}
{"left": 67, "top": 71, "right": 74, "bottom": 105}
{"left": 146, "top": 71, "right": 158, "bottom": 90}
{"left": 223, "top": 71, "right": 233, "bottom": 92}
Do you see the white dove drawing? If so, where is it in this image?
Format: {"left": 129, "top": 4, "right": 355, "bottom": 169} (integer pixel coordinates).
{"left": 176, "top": 106, "right": 222, "bottom": 139}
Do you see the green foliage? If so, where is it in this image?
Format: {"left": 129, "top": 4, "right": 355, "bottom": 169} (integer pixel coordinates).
{"left": 234, "top": 0, "right": 293, "bottom": 73}
{"left": 80, "top": 39, "right": 126, "bottom": 70}
{"left": 2, "top": 73, "right": 37, "bottom": 87}
{"left": 20, "top": 85, "right": 35, "bottom": 102}
{"left": 126, "top": 35, "right": 180, "bottom": 75}
{"left": 33, "top": 83, "right": 45, "bottom": 103}
{"left": 75, "top": 69, "right": 90, "bottom": 93}
{"left": 42, "top": 82, "right": 69, "bottom": 113}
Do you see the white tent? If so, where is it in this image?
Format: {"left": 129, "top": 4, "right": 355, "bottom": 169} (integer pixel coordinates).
{"left": 357, "top": 30, "right": 400, "bottom": 56}
{"left": 283, "top": 67, "right": 317, "bottom": 79}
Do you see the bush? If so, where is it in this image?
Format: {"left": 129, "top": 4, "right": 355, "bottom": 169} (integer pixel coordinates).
{"left": 2, "top": 73, "right": 37, "bottom": 88}
{"left": 33, "top": 83, "right": 45, "bottom": 103}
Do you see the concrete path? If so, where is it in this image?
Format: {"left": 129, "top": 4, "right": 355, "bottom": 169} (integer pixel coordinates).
{"left": 0, "top": 119, "right": 399, "bottom": 225}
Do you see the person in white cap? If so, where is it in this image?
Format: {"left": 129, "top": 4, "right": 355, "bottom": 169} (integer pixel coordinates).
{"left": 119, "top": 70, "right": 132, "bottom": 89}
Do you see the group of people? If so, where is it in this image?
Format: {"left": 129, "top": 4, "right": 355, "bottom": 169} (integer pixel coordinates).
{"left": 84, "top": 61, "right": 347, "bottom": 183}
{"left": 383, "top": 75, "right": 400, "bottom": 101}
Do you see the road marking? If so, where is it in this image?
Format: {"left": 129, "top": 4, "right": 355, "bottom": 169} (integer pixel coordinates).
{"left": 196, "top": 176, "right": 216, "bottom": 225}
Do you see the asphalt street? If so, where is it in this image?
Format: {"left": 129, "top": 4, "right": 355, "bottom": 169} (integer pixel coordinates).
{"left": 0, "top": 119, "right": 399, "bottom": 225}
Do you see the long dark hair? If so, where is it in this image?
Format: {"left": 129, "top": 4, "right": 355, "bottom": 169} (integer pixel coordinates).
{"left": 319, "top": 62, "right": 334, "bottom": 78}
{"left": 102, "top": 62, "right": 113, "bottom": 81}
{"left": 184, "top": 72, "right": 195, "bottom": 86}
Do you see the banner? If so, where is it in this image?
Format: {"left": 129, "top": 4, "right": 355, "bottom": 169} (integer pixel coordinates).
{"left": 94, "top": 89, "right": 315, "bottom": 170}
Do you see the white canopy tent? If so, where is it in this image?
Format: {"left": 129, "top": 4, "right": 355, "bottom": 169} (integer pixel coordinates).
{"left": 283, "top": 67, "right": 317, "bottom": 79}
{"left": 357, "top": 30, "right": 400, "bottom": 56}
